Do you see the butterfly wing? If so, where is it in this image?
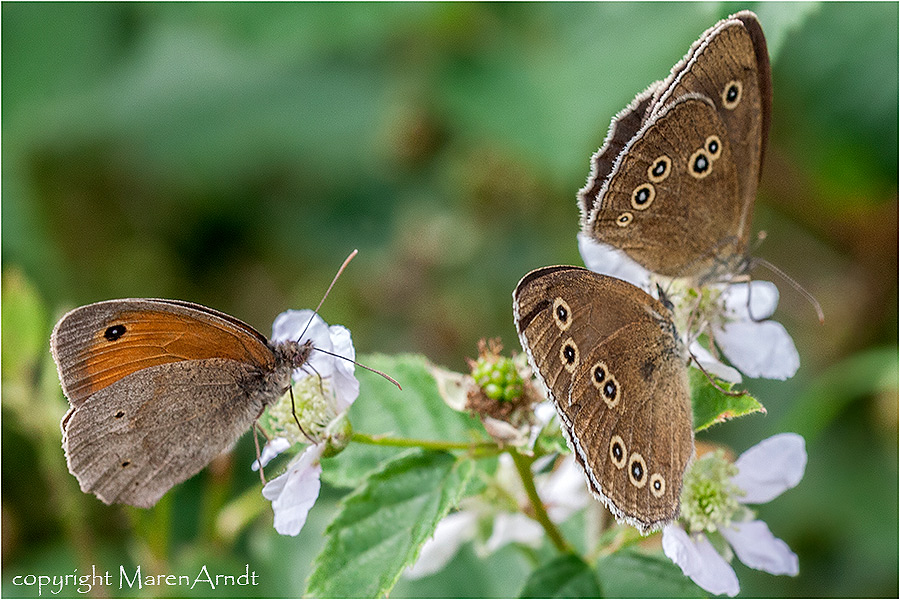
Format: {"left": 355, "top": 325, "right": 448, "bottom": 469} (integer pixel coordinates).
{"left": 580, "top": 11, "right": 770, "bottom": 280}
{"left": 62, "top": 358, "right": 278, "bottom": 507}
{"left": 648, "top": 11, "right": 770, "bottom": 237}
{"left": 51, "top": 298, "right": 276, "bottom": 406}
{"left": 577, "top": 80, "right": 661, "bottom": 220}
{"left": 513, "top": 266, "right": 693, "bottom": 532}
{"left": 585, "top": 95, "right": 743, "bottom": 278}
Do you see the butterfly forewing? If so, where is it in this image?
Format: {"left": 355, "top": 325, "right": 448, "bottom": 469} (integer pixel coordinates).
{"left": 513, "top": 267, "right": 693, "bottom": 532}
{"left": 51, "top": 299, "right": 276, "bottom": 406}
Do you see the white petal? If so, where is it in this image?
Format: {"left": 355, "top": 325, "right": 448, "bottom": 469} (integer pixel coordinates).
{"left": 716, "top": 319, "right": 799, "bottom": 380}
{"left": 262, "top": 443, "right": 325, "bottom": 536}
{"left": 327, "top": 324, "right": 358, "bottom": 412}
{"left": 577, "top": 233, "right": 652, "bottom": 290}
{"left": 722, "top": 520, "right": 799, "bottom": 576}
{"left": 251, "top": 437, "right": 291, "bottom": 471}
{"left": 732, "top": 433, "right": 807, "bottom": 503}
{"left": 540, "top": 456, "right": 591, "bottom": 523}
{"left": 404, "top": 511, "right": 478, "bottom": 579}
{"left": 662, "top": 525, "right": 740, "bottom": 597}
{"left": 689, "top": 342, "right": 743, "bottom": 384}
{"left": 721, "top": 281, "right": 779, "bottom": 321}
{"left": 534, "top": 401, "right": 557, "bottom": 427}
{"left": 483, "top": 513, "right": 543, "bottom": 553}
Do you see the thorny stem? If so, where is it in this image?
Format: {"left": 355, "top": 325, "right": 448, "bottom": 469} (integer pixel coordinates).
{"left": 508, "top": 449, "right": 573, "bottom": 555}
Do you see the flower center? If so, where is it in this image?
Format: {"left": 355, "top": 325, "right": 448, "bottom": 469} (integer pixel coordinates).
{"left": 265, "top": 376, "right": 335, "bottom": 443}
{"left": 680, "top": 450, "right": 743, "bottom": 534}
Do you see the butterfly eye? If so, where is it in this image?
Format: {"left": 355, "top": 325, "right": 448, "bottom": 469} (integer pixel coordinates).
{"left": 647, "top": 155, "right": 672, "bottom": 183}
{"left": 628, "top": 453, "right": 647, "bottom": 488}
{"left": 705, "top": 135, "right": 722, "bottom": 160}
{"left": 722, "top": 79, "right": 742, "bottom": 110}
{"left": 552, "top": 297, "right": 572, "bottom": 331}
{"left": 650, "top": 473, "right": 666, "bottom": 498}
{"left": 610, "top": 435, "right": 627, "bottom": 469}
{"left": 560, "top": 337, "right": 579, "bottom": 372}
{"left": 688, "top": 149, "right": 712, "bottom": 179}
{"left": 104, "top": 324, "right": 127, "bottom": 341}
{"left": 616, "top": 212, "right": 633, "bottom": 227}
{"left": 630, "top": 184, "right": 656, "bottom": 210}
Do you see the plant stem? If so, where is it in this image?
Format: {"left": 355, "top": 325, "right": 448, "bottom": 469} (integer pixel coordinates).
{"left": 509, "top": 449, "right": 573, "bottom": 554}
{"left": 350, "top": 432, "right": 499, "bottom": 455}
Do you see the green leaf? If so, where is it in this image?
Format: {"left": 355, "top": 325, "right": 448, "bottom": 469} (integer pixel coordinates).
{"left": 307, "top": 449, "right": 474, "bottom": 598}
{"left": 595, "top": 548, "right": 707, "bottom": 598}
{"left": 322, "top": 353, "right": 487, "bottom": 487}
{"left": 690, "top": 368, "right": 765, "bottom": 432}
{"left": 520, "top": 553, "right": 602, "bottom": 598}
{"left": 1, "top": 267, "right": 49, "bottom": 383}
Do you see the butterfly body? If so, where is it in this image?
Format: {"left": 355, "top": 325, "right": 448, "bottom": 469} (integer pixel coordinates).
{"left": 514, "top": 267, "right": 693, "bottom": 532}
{"left": 51, "top": 298, "right": 311, "bottom": 508}
{"left": 579, "top": 11, "right": 771, "bottom": 282}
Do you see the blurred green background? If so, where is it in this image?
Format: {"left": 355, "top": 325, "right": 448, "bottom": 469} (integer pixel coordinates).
{"left": 2, "top": 2, "right": 897, "bottom": 597}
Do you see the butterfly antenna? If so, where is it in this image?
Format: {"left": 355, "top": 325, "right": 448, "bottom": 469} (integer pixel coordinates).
{"left": 687, "top": 350, "right": 748, "bottom": 397}
{"left": 751, "top": 257, "right": 825, "bottom": 324}
{"left": 299, "top": 249, "right": 359, "bottom": 341}
{"left": 311, "top": 346, "right": 402, "bottom": 390}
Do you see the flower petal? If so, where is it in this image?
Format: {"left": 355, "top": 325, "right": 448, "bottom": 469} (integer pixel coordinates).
{"left": 721, "top": 281, "right": 779, "bottom": 321}
{"left": 483, "top": 512, "right": 543, "bottom": 553}
{"left": 251, "top": 437, "right": 291, "bottom": 471}
{"left": 577, "top": 233, "right": 652, "bottom": 290}
{"left": 716, "top": 319, "right": 799, "bottom": 380}
{"left": 662, "top": 525, "right": 739, "bottom": 597}
{"left": 540, "top": 456, "right": 591, "bottom": 523}
{"left": 722, "top": 520, "right": 799, "bottom": 576}
{"left": 262, "top": 443, "right": 325, "bottom": 536}
{"left": 327, "top": 324, "right": 359, "bottom": 412}
{"left": 404, "top": 511, "right": 478, "bottom": 579}
{"left": 732, "top": 433, "right": 807, "bottom": 503}
{"left": 689, "top": 341, "right": 743, "bottom": 384}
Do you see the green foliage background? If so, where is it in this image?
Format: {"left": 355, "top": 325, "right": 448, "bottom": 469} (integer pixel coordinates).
{"left": 2, "top": 2, "right": 897, "bottom": 597}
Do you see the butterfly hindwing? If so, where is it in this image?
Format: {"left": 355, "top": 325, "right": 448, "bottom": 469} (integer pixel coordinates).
{"left": 514, "top": 266, "right": 694, "bottom": 531}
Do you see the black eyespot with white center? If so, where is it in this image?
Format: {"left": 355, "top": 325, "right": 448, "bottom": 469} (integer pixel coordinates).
{"left": 552, "top": 297, "right": 572, "bottom": 331}
{"left": 631, "top": 183, "right": 655, "bottom": 210}
{"left": 706, "top": 135, "right": 722, "bottom": 160}
{"left": 592, "top": 362, "right": 606, "bottom": 385}
{"left": 647, "top": 155, "right": 672, "bottom": 183}
{"left": 616, "top": 212, "right": 633, "bottom": 227}
{"left": 722, "top": 79, "right": 743, "bottom": 110}
{"left": 628, "top": 453, "right": 647, "bottom": 488}
{"left": 650, "top": 473, "right": 666, "bottom": 498}
{"left": 610, "top": 435, "right": 627, "bottom": 469}
{"left": 104, "top": 324, "right": 126, "bottom": 341}
{"left": 688, "top": 149, "right": 712, "bottom": 179}
{"left": 603, "top": 380, "right": 616, "bottom": 399}
{"left": 560, "top": 337, "right": 579, "bottom": 373}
